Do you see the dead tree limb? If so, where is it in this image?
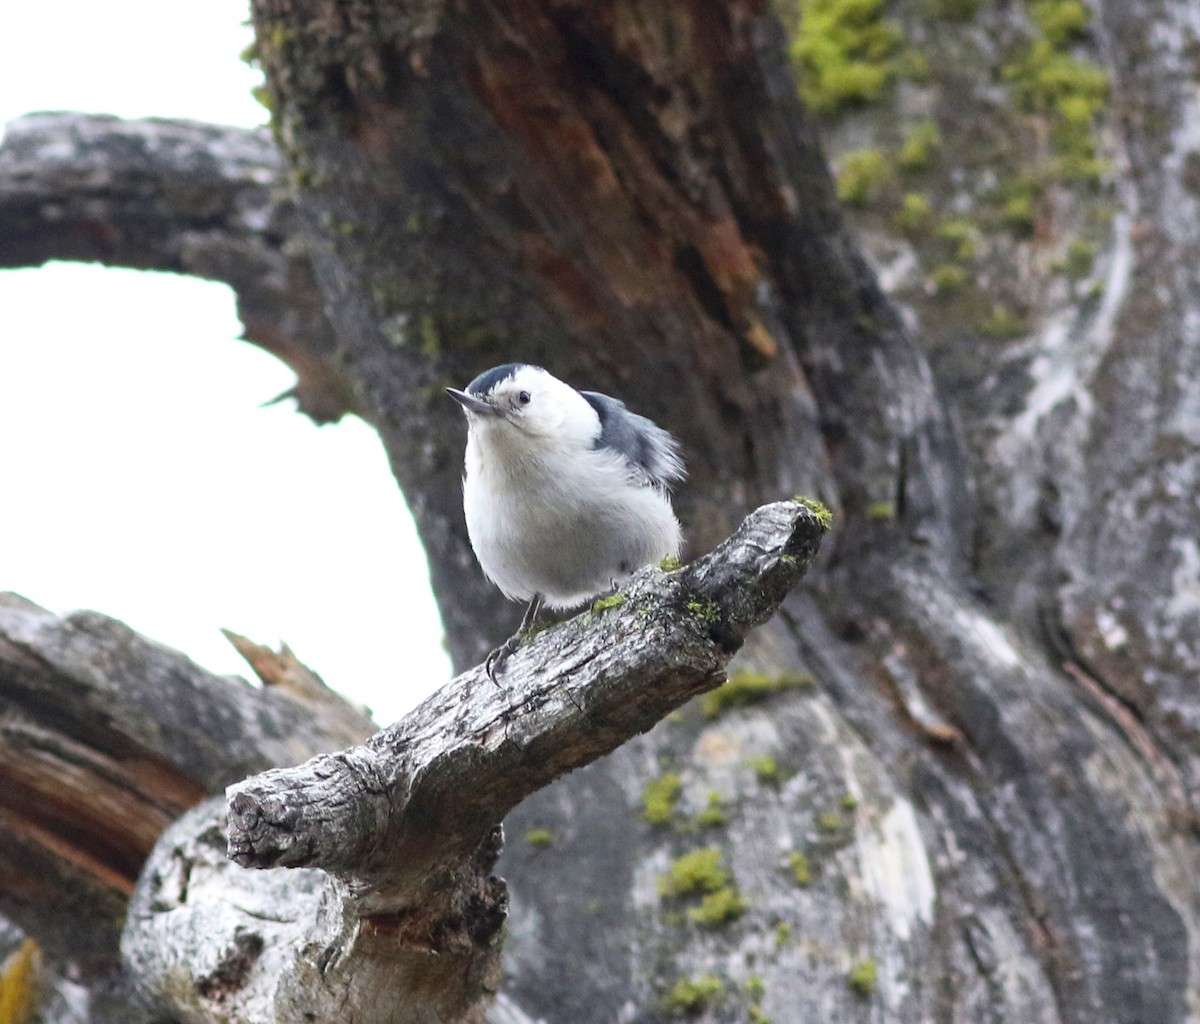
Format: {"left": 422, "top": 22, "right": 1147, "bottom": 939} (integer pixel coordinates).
{"left": 0, "top": 592, "right": 373, "bottom": 999}
{"left": 228, "top": 499, "right": 826, "bottom": 879}
{"left": 0, "top": 112, "right": 349, "bottom": 422}
{"left": 119, "top": 499, "right": 825, "bottom": 1024}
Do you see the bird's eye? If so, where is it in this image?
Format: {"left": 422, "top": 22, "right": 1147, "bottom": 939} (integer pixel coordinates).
{"left": 517, "top": 391, "right": 531, "bottom": 405}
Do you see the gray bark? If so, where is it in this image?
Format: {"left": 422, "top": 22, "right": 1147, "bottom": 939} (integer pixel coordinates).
{"left": 0, "top": 593, "right": 373, "bottom": 1020}
{"left": 117, "top": 501, "right": 824, "bottom": 1024}
{"left": 0, "top": 112, "right": 347, "bottom": 422}
{"left": 0, "top": 0, "right": 1198, "bottom": 1022}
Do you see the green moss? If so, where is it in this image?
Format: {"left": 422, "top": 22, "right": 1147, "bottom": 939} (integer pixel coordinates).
{"left": 1029, "top": 0, "right": 1089, "bottom": 44}
{"left": 524, "top": 828, "right": 554, "bottom": 848}
{"left": 660, "top": 847, "right": 728, "bottom": 897}
{"left": 700, "top": 669, "right": 816, "bottom": 718}
{"left": 1003, "top": 7, "right": 1109, "bottom": 187}
{"left": 663, "top": 975, "right": 724, "bottom": 1016}
{"left": 239, "top": 39, "right": 261, "bottom": 67}
{"left": 745, "top": 976, "right": 766, "bottom": 1002}
{"left": 774, "top": 922, "right": 793, "bottom": 946}
{"left": 866, "top": 500, "right": 895, "bottom": 521}
{"left": 1063, "top": 238, "right": 1095, "bottom": 276}
{"left": 659, "top": 555, "right": 682, "bottom": 572}
{"left": 898, "top": 120, "right": 941, "bottom": 171}
{"left": 789, "top": 0, "right": 902, "bottom": 115}
{"left": 936, "top": 218, "right": 980, "bottom": 262}
{"left": 250, "top": 83, "right": 274, "bottom": 114}
{"left": 822, "top": 61, "right": 891, "bottom": 109}
{"left": 848, "top": 959, "right": 879, "bottom": 996}
{"left": 687, "top": 886, "right": 747, "bottom": 927}
{"left": 795, "top": 496, "right": 834, "bottom": 531}
{"left": 894, "top": 192, "right": 934, "bottom": 233}
{"left": 895, "top": 49, "right": 931, "bottom": 83}
{"left": 237, "top": 27, "right": 271, "bottom": 117}
{"left": 686, "top": 598, "right": 719, "bottom": 625}
{"left": 841, "top": 792, "right": 860, "bottom": 810}
{"left": 999, "top": 173, "right": 1042, "bottom": 211}
{"left": 788, "top": 851, "right": 812, "bottom": 886}
{"left": 1057, "top": 92, "right": 1097, "bottom": 127}
{"left": 920, "top": 0, "right": 983, "bottom": 16}
{"left": 749, "top": 755, "right": 781, "bottom": 785}
{"left": 592, "top": 593, "right": 625, "bottom": 613}
{"left": 978, "top": 304, "right": 1029, "bottom": 339}
{"left": 643, "top": 773, "right": 684, "bottom": 826}
{"left": 259, "top": 23, "right": 294, "bottom": 58}
{"left": 1052, "top": 151, "right": 1108, "bottom": 183}
{"left": 749, "top": 1006, "right": 773, "bottom": 1024}
{"left": 818, "top": 810, "right": 844, "bottom": 833}
{"left": 697, "top": 791, "right": 728, "bottom": 828}
{"left": 835, "top": 148, "right": 891, "bottom": 206}
{"left": 931, "top": 263, "right": 968, "bottom": 293}
{"left": 370, "top": 280, "right": 408, "bottom": 318}
{"left": 520, "top": 615, "right": 555, "bottom": 641}
{"left": 1001, "top": 193, "right": 1037, "bottom": 234}
{"left": 1005, "top": 41, "right": 1108, "bottom": 117}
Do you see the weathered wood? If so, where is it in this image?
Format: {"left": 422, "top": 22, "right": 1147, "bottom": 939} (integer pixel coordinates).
{"left": 2, "top": 0, "right": 1199, "bottom": 1020}
{"left": 228, "top": 500, "right": 824, "bottom": 879}
{"left": 0, "top": 113, "right": 348, "bottom": 423}
{"left": 0, "top": 594, "right": 372, "bottom": 1013}
{"left": 116, "top": 500, "right": 824, "bottom": 1024}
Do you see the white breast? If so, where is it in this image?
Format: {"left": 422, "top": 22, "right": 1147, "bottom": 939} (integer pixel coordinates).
{"left": 463, "top": 436, "right": 681, "bottom": 609}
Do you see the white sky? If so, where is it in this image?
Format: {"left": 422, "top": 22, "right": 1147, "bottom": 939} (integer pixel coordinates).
{"left": 0, "top": 0, "right": 453, "bottom": 723}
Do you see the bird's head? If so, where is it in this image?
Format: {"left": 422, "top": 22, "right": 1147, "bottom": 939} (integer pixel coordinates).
{"left": 447, "top": 364, "right": 598, "bottom": 451}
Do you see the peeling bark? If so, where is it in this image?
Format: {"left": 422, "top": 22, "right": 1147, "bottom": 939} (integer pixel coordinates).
{"left": 118, "top": 500, "right": 824, "bottom": 1024}
{"left": 0, "top": 593, "right": 372, "bottom": 1015}
{"left": 1, "top": 0, "right": 1198, "bottom": 1022}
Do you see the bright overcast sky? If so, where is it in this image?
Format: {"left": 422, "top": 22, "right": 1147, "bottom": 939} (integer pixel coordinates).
{"left": 0, "top": 0, "right": 453, "bottom": 723}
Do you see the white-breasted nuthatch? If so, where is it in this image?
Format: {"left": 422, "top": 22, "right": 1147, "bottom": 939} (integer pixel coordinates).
{"left": 448, "top": 363, "right": 685, "bottom": 676}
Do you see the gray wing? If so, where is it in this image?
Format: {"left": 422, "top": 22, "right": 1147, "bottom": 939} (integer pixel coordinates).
{"left": 580, "top": 391, "right": 685, "bottom": 490}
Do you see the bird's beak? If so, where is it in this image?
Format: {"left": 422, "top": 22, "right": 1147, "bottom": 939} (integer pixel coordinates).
{"left": 446, "top": 388, "right": 498, "bottom": 416}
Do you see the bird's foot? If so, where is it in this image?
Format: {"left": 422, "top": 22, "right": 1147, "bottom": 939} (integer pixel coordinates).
{"left": 484, "top": 594, "right": 544, "bottom": 687}
{"left": 484, "top": 634, "right": 521, "bottom": 687}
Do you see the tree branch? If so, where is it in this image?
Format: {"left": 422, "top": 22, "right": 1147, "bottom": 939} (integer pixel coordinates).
{"left": 0, "top": 593, "right": 373, "bottom": 990}
{"left": 227, "top": 499, "right": 825, "bottom": 886}
{"left": 121, "top": 500, "right": 824, "bottom": 1024}
{"left": 0, "top": 112, "right": 349, "bottom": 422}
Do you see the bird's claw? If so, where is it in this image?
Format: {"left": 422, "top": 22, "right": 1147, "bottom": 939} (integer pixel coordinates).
{"left": 484, "top": 635, "right": 521, "bottom": 687}
{"left": 484, "top": 594, "right": 543, "bottom": 687}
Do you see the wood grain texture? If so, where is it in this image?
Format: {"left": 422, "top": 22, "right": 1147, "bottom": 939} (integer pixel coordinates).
{"left": 116, "top": 500, "right": 824, "bottom": 1024}
{"left": 0, "top": 594, "right": 373, "bottom": 1008}
{"left": 0, "top": 113, "right": 349, "bottom": 423}
{"left": 3, "top": 0, "right": 1199, "bottom": 1021}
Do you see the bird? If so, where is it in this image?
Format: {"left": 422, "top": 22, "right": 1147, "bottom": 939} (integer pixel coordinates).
{"left": 447, "top": 363, "right": 685, "bottom": 679}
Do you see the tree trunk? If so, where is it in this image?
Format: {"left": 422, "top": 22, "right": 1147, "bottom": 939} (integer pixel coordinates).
{"left": 1, "top": 0, "right": 1197, "bottom": 1022}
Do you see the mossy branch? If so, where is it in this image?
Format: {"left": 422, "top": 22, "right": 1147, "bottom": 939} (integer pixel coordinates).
{"left": 226, "top": 499, "right": 826, "bottom": 888}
